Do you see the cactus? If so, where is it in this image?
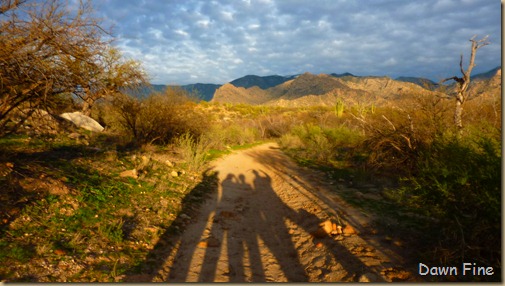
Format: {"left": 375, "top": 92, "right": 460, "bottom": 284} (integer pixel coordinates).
{"left": 335, "top": 98, "right": 345, "bottom": 118}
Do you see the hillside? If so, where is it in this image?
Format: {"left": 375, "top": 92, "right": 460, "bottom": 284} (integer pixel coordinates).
{"left": 179, "top": 83, "right": 221, "bottom": 101}
{"left": 230, "top": 74, "right": 295, "bottom": 89}
{"left": 210, "top": 83, "right": 273, "bottom": 105}
{"left": 212, "top": 72, "right": 437, "bottom": 107}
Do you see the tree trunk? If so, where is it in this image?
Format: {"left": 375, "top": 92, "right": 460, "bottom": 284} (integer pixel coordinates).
{"left": 454, "top": 94, "right": 464, "bottom": 131}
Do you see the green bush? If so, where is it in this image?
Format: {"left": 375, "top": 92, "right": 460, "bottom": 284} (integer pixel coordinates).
{"left": 175, "top": 132, "right": 211, "bottom": 172}
{"left": 394, "top": 134, "right": 501, "bottom": 269}
{"left": 280, "top": 124, "right": 362, "bottom": 164}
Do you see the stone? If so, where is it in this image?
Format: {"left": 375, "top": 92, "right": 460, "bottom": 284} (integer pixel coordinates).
{"left": 68, "top": 132, "right": 83, "bottom": 139}
{"left": 170, "top": 171, "right": 178, "bottom": 177}
{"left": 179, "top": 214, "right": 191, "bottom": 220}
{"left": 312, "top": 256, "right": 325, "bottom": 267}
{"left": 60, "top": 111, "right": 104, "bottom": 132}
{"left": 120, "top": 169, "right": 138, "bottom": 179}
{"left": 343, "top": 225, "right": 357, "bottom": 235}
{"left": 164, "top": 160, "right": 174, "bottom": 167}
{"left": 54, "top": 249, "right": 67, "bottom": 256}
{"left": 359, "top": 272, "right": 380, "bottom": 282}
{"left": 320, "top": 220, "right": 333, "bottom": 235}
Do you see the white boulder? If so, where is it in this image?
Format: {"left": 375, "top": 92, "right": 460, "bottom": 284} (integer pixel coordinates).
{"left": 60, "top": 111, "right": 104, "bottom": 132}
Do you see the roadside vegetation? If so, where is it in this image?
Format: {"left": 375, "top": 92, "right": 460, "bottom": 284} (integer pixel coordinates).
{"left": 1, "top": 85, "right": 500, "bottom": 281}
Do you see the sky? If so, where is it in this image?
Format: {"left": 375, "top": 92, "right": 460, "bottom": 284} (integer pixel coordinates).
{"left": 95, "top": 0, "right": 502, "bottom": 85}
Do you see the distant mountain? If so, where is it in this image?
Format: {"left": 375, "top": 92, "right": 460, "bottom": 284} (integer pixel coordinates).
{"left": 179, "top": 83, "right": 221, "bottom": 101}
{"left": 212, "top": 72, "right": 443, "bottom": 107}
{"left": 395, "top": 77, "right": 437, "bottom": 89}
{"left": 230, "top": 75, "right": 295, "bottom": 89}
{"left": 268, "top": 72, "right": 350, "bottom": 100}
{"left": 127, "top": 66, "right": 499, "bottom": 104}
{"left": 473, "top": 66, "right": 501, "bottom": 80}
{"left": 330, "top": 72, "right": 355, "bottom": 78}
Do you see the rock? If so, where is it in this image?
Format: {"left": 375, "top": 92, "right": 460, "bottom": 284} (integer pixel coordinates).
{"left": 18, "top": 108, "right": 69, "bottom": 135}
{"left": 68, "top": 132, "right": 83, "bottom": 139}
{"left": 359, "top": 272, "right": 380, "bottom": 282}
{"left": 312, "top": 256, "right": 325, "bottom": 267}
{"left": 333, "top": 235, "right": 344, "bottom": 241}
{"left": 180, "top": 214, "right": 191, "bottom": 220}
{"left": 343, "top": 225, "right": 357, "bottom": 235}
{"left": 170, "top": 171, "right": 178, "bottom": 177}
{"left": 164, "top": 160, "right": 174, "bottom": 167}
{"left": 319, "top": 220, "right": 333, "bottom": 235}
{"left": 54, "top": 249, "right": 67, "bottom": 256}
{"left": 120, "top": 169, "right": 138, "bottom": 179}
{"left": 60, "top": 111, "right": 104, "bottom": 132}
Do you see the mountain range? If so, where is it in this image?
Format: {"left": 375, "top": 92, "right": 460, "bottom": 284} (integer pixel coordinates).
{"left": 141, "top": 66, "right": 500, "bottom": 105}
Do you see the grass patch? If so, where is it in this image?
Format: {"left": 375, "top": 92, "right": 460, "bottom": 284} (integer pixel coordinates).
{"left": 0, "top": 132, "right": 212, "bottom": 282}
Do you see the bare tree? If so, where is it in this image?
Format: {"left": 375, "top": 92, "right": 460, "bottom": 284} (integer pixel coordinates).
{"left": 440, "top": 35, "right": 490, "bottom": 131}
{"left": 76, "top": 47, "right": 147, "bottom": 116}
{"left": 0, "top": 0, "right": 146, "bottom": 135}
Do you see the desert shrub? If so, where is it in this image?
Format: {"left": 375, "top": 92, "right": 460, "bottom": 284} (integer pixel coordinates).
{"left": 391, "top": 134, "right": 500, "bottom": 272}
{"left": 255, "top": 113, "right": 296, "bottom": 138}
{"left": 281, "top": 124, "right": 363, "bottom": 164}
{"left": 108, "top": 88, "right": 209, "bottom": 145}
{"left": 198, "top": 121, "right": 260, "bottom": 151}
{"left": 175, "top": 132, "right": 211, "bottom": 172}
{"left": 357, "top": 94, "right": 452, "bottom": 174}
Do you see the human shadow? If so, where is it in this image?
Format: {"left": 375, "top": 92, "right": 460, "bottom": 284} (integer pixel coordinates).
{"left": 123, "top": 169, "right": 220, "bottom": 282}
{"left": 196, "top": 169, "right": 307, "bottom": 282}
{"left": 124, "top": 164, "right": 384, "bottom": 282}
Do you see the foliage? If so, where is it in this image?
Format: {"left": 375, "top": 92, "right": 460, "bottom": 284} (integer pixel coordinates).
{"left": 0, "top": 0, "right": 145, "bottom": 136}
{"left": 280, "top": 123, "right": 363, "bottom": 164}
{"left": 391, "top": 134, "right": 501, "bottom": 270}
{"left": 0, "top": 132, "right": 205, "bottom": 282}
{"left": 108, "top": 87, "right": 208, "bottom": 145}
{"left": 175, "top": 133, "right": 211, "bottom": 173}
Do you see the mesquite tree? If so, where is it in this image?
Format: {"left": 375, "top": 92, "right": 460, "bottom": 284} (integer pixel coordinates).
{"left": 441, "top": 35, "right": 490, "bottom": 131}
{"left": 0, "top": 0, "right": 146, "bottom": 135}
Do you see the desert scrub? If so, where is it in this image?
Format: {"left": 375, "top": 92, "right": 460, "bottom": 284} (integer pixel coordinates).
{"left": 0, "top": 133, "right": 207, "bottom": 282}
{"left": 105, "top": 87, "right": 210, "bottom": 145}
{"left": 386, "top": 133, "right": 501, "bottom": 278}
{"left": 175, "top": 132, "right": 211, "bottom": 173}
{"left": 280, "top": 124, "right": 363, "bottom": 164}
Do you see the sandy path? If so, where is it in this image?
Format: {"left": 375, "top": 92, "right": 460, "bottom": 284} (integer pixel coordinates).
{"left": 141, "top": 143, "right": 415, "bottom": 282}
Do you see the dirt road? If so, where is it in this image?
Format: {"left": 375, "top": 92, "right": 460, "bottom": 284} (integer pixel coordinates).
{"left": 131, "top": 143, "right": 416, "bottom": 282}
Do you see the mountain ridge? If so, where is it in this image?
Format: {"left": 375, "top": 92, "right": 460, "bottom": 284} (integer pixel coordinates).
{"left": 137, "top": 67, "right": 500, "bottom": 104}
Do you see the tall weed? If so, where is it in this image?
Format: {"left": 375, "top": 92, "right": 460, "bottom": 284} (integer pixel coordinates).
{"left": 175, "top": 133, "right": 211, "bottom": 172}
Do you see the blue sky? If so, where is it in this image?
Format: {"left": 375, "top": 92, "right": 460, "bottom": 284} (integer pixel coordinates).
{"left": 95, "top": 0, "right": 501, "bottom": 85}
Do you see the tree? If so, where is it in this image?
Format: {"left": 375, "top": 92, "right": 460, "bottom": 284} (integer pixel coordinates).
{"left": 440, "top": 35, "right": 490, "bottom": 131}
{"left": 0, "top": 0, "right": 146, "bottom": 135}
{"left": 75, "top": 47, "right": 147, "bottom": 116}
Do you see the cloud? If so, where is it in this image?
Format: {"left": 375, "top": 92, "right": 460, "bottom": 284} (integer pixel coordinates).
{"left": 95, "top": 0, "right": 501, "bottom": 84}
